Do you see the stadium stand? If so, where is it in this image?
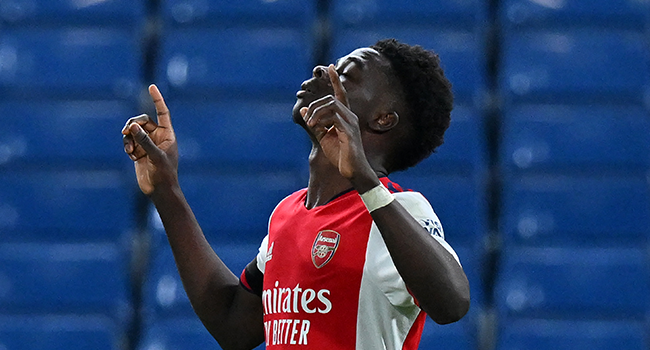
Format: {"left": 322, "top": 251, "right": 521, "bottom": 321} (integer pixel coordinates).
{"left": 0, "top": 0, "right": 142, "bottom": 348}
{"left": 495, "top": 1, "right": 650, "bottom": 349}
{"left": 1, "top": 1, "right": 649, "bottom": 349}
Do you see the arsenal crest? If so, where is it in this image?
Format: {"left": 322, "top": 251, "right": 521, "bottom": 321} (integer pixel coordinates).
{"left": 311, "top": 230, "right": 340, "bottom": 269}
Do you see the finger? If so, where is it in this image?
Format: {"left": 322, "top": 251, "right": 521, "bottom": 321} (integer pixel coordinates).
{"left": 123, "top": 134, "right": 148, "bottom": 161}
{"left": 307, "top": 99, "right": 338, "bottom": 128}
{"left": 149, "top": 84, "right": 172, "bottom": 128}
{"left": 129, "top": 123, "right": 164, "bottom": 162}
{"left": 328, "top": 64, "right": 349, "bottom": 107}
{"left": 122, "top": 114, "right": 158, "bottom": 134}
{"left": 302, "top": 95, "right": 336, "bottom": 125}
{"left": 123, "top": 134, "right": 134, "bottom": 154}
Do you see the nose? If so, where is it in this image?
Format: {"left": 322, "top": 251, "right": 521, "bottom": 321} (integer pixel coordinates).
{"left": 312, "top": 65, "right": 329, "bottom": 79}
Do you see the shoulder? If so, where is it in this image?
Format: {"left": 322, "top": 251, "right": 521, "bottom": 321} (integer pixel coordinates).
{"left": 382, "top": 178, "right": 446, "bottom": 241}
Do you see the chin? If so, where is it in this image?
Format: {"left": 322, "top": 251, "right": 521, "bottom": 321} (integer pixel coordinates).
{"left": 291, "top": 101, "right": 305, "bottom": 125}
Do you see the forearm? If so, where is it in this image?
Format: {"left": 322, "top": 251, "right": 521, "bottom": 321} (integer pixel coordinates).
{"left": 371, "top": 201, "right": 470, "bottom": 324}
{"left": 350, "top": 175, "right": 469, "bottom": 324}
{"left": 150, "top": 186, "right": 264, "bottom": 347}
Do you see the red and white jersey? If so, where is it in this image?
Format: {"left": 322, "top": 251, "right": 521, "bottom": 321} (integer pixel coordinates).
{"left": 241, "top": 178, "right": 460, "bottom": 349}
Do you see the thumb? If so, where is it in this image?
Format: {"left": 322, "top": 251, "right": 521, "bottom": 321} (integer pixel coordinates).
{"left": 129, "top": 123, "right": 164, "bottom": 162}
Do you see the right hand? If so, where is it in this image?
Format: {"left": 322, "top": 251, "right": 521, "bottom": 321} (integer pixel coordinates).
{"left": 122, "top": 84, "right": 178, "bottom": 196}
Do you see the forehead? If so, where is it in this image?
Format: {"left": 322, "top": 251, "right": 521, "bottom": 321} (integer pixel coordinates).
{"left": 336, "top": 47, "right": 390, "bottom": 69}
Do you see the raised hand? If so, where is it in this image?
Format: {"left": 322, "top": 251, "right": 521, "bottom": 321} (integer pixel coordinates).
{"left": 122, "top": 84, "right": 178, "bottom": 195}
{"left": 300, "top": 65, "right": 375, "bottom": 183}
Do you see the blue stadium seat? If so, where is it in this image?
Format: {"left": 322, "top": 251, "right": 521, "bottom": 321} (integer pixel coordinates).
{"left": 419, "top": 316, "right": 477, "bottom": 350}
{"left": 138, "top": 318, "right": 219, "bottom": 350}
{"left": 0, "top": 170, "right": 134, "bottom": 242}
{"left": 148, "top": 171, "right": 301, "bottom": 243}
{"left": 162, "top": 0, "right": 316, "bottom": 28}
{"left": 0, "top": 315, "right": 122, "bottom": 350}
{"left": 388, "top": 174, "right": 487, "bottom": 249}
{"left": 142, "top": 245, "right": 194, "bottom": 319}
{"left": 167, "top": 100, "right": 308, "bottom": 168}
{"left": 497, "top": 318, "right": 648, "bottom": 350}
{"left": 157, "top": 29, "right": 313, "bottom": 99}
{"left": 0, "top": 243, "right": 131, "bottom": 320}
{"left": 500, "top": 104, "right": 650, "bottom": 173}
{"left": 500, "top": 175, "right": 650, "bottom": 247}
{"left": 330, "top": 29, "right": 486, "bottom": 105}
{"left": 0, "top": 28, "right": 141, "bottom": 100}
{"left": 138, "top": 317, "right": 265, "bottom": 350}
{"left": 330, "top": 0, "right": 487, "bottom": 29}
{"left": 0, "top": 0, "right": 145, "bottom": 27}
{"left": 494, "top": 247, "right": 649, "bottom": 319}
{"left": 500, "top": 0, "right": 650, "bottom": 30}
{"left": 142, "top": 242, "right": 260, "bottom": 319}
{"left": 0, "top": 101, "right": 137, "bottom": 167}
{"left": 499, "top": 29, "right": 649, "bottom": 104}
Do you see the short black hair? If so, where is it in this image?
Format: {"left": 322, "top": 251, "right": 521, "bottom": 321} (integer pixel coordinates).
{"left": 371, "top": 38, "right": 454, "bottom": 172}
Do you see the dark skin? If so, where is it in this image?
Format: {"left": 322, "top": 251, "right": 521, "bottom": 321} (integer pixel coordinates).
{"left": 122, "top": 47, "right": 469, "bottom": 350}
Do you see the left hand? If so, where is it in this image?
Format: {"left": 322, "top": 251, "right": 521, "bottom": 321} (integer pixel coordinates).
{"left": 300, "top": 65, "right": 373, "bottom": 181}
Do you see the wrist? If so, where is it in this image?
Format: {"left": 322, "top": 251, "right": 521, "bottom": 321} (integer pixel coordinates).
{"left": 349, "top": 166, "right": 382, "bottom": 194}
{"left": 359, "top": 184, "right": 395, "bottom": 213}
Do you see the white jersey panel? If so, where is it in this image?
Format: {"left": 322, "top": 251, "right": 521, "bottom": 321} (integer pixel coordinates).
{"left": 355, "top": 191, "right": 461, "bottom": 350}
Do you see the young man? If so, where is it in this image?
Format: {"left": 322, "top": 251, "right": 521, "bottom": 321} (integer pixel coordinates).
{"left": 122, "top": 39, "right": 469, "bottom": 349}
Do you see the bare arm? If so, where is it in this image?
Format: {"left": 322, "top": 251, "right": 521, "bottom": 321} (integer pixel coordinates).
{"left": 122, "top": 85, "right": 264, "bottom": 349}
{"left": 300, "top": 67, "right": 470, "bottom": 324}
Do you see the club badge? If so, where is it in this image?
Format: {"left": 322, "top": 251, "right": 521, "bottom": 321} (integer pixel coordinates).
{"left": 311, "top": 230, "right": 340, "bottom": 269}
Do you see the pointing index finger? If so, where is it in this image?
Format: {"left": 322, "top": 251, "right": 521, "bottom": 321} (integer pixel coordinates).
{"left": 149, "top": 84, "right": 172, "bottom": 128}
{"left": 328, "top": 64, "right": 349, "bottom": 107}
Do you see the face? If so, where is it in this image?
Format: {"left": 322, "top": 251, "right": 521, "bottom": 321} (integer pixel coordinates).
{"left": 292, "top": 48, "right": 395, "bottom": 129}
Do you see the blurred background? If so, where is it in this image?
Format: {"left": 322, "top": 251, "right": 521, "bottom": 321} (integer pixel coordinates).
{"left": 0, "top": 0, "right": 649, "bottom": 349}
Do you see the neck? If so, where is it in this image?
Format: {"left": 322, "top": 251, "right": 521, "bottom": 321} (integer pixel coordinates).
{"left": 304, "top": 146, "right": 351, "bottom": 209}
{"left": 304, "top": 144, "right": 388, "bottom": 209}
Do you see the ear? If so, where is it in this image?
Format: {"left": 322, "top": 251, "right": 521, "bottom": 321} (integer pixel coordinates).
{"left": 369, "top": 112, "right": 399, "bottom": 133}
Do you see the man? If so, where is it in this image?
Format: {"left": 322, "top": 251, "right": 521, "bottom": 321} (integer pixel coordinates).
{"left": 122, "top": 39, "right": 469, "bottom": 349}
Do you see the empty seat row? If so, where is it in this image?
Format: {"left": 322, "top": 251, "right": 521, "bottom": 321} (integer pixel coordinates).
{"left": 501, "top": 104, "right": 650, "bottom": 173}
{"left": 0, "top": 243, "right": 131, "bottom": 317}
{"left": 0, "top": 29, "right": 142, "bottom": 100}
{"left": 0, "top": 170, "right": 135, "bottom": 243}
{"left": 330, "top": 0, "right": 487, "bottom": 30}
{"left": 499, "top": 29, "right": 649, "bottom": 104}
{"left": 0, "top": 315, "right": 124, "bottom": 350}
{"left": 0, "top": 243, "right": 132, "bottom": 350}
{"left": 500, "top": 0, "right": 650, "bottom": 30}
{"left": 157, "top": 28, "right": 314, "bottom": 100}
{"left": 162, "top": 0, "right": 316, "bottom": 28}
{"left": 0, "top": 0, "right": 145, "bottom": 27}
{"left": 501, "top": 174, "right": 650, "bottom": 247}
{"left": 0, "top": 101, "right": 137, "bottom": 168}
{"left": 497, "top": 318, "right": 647, "bottom": 350}
{"left": 496, "top": 247, "right": 649, "bottom": 319}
